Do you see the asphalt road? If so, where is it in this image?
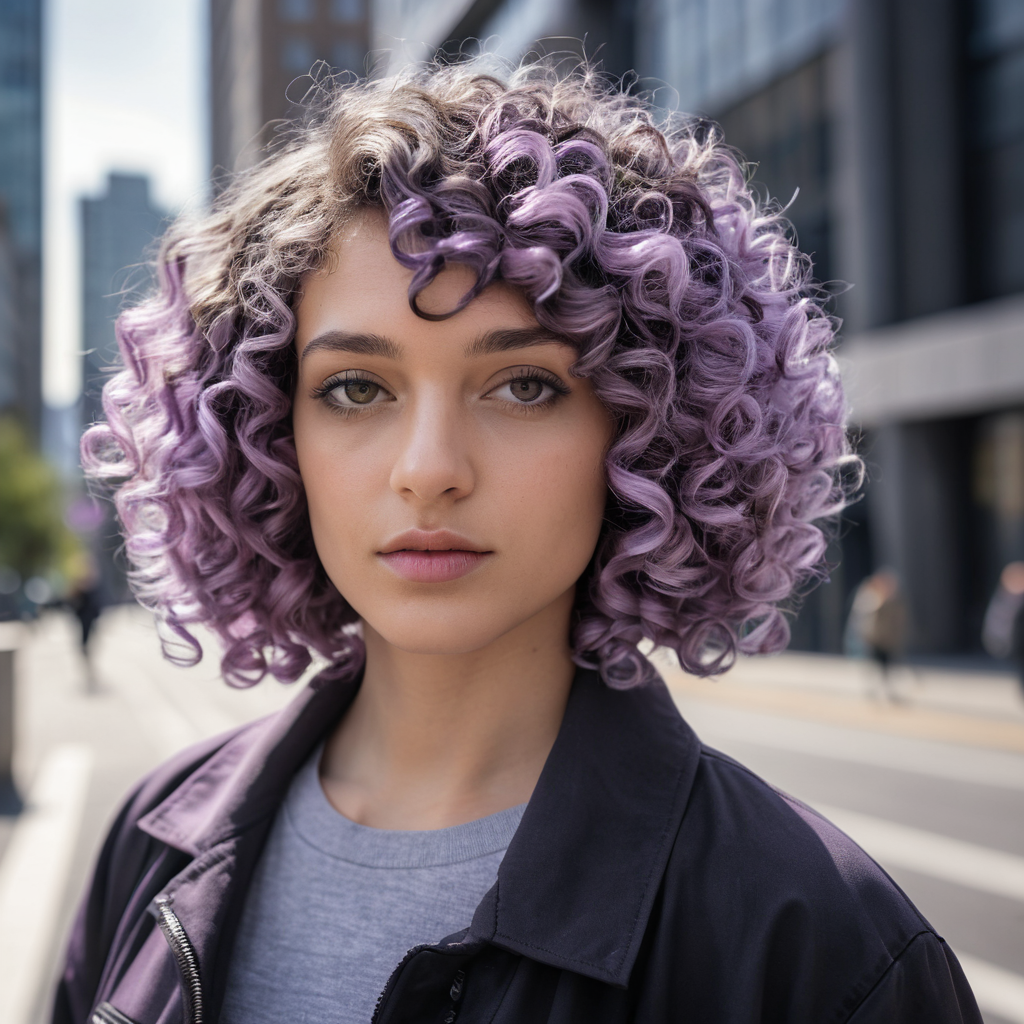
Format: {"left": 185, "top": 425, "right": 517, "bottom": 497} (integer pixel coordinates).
{"left": 1, "top": 607, "right": 1022, "bottom": 1023}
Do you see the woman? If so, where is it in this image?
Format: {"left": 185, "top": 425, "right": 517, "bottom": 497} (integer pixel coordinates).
{"left": 57, "top": 59, "right": 979, "bottom": 1024}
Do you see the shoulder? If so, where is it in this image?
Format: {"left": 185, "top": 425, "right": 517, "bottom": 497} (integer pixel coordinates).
{"left": 93, "top": 712, "right": 285, "bottom": 895}
{"left": 641, "top": 743, "right": 977, "bottom": 1021}
{"left": 674, "top": 744, "right": 930, "bottom": 947}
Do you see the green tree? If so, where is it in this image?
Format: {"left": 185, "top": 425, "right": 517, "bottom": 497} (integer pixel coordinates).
{"left": 0, "top": 417, "right": 78, "bottom": 581}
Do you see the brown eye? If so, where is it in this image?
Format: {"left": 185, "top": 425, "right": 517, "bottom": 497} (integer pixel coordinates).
{"left": 344, "top": 381, "right": 380, "bottom": 405}
{"left": 509, "top": 379, "right": 544, "bottom": 403}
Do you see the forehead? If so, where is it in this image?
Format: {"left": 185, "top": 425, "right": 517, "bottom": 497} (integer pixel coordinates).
{"left": 294, "top": 210, "right": 539, "bottom": 354}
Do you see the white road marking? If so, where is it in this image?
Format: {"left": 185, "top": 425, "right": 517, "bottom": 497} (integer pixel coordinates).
{"left": 0, "top": 744, "right": 94, "bottom": 1024}
{"left": 675, "top": 695, "right": 1024, "bottom": 791}
{"left": 805, "top": 804, "right": 1024, "bottom": 1019}
{"left": 815, "top": 803, "right": 1024, "bottom": 902}
{"left": 957, "top": 953, "right": 1024, "bottom": 1024}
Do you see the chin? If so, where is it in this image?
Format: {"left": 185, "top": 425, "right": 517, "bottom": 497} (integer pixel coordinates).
{"left": 379, "top": 621, "right": 513, "bottom": 657}
{"left": 363, "top": 601, "right": 532, "bottom": 658}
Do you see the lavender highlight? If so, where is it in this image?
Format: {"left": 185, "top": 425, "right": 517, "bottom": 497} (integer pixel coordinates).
{"left": 83, "top": 59, "right": 855, "bottom": 689}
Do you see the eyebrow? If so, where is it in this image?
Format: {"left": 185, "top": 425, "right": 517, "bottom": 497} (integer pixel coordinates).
{"left": 463, "top": 327, "right": 572, "bottom": 357}
{"left": 300, "top": 331, "right": 402, "bottom": 362}
{"left": 299, "top": 325, "right": 572, "bottom": 363}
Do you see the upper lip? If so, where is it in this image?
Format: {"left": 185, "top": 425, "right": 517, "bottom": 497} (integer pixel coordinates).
{"left": 378, "top": 529, "right": 491, "bottom": 554}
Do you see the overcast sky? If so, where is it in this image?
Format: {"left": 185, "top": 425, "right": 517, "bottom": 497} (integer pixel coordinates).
{"left": 43, "top": 0, "right": 207, "bottom": 406}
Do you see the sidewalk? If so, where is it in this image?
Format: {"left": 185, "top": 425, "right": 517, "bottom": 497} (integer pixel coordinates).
{"left": 648, "top": 647, "right": 1024, "bottom": 753}
{"left": 0, "top": 606, "right": 297, "bottom": 1024}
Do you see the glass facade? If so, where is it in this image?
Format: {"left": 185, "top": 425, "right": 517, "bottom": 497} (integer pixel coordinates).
{"left": 281, "top": 36, "right": 316, "bottom": 73}
{"left": 0, "top": 0, "right": 42, "bottom": 431}
{"left": 716, "top": 53, "right": 833, "bottom": 285}
{"left": 640, "top": 0, "right": 844, "bottom": 114}
{"left": 331, "top": 0, "right": 364, "bottom": 23}
{"left": 279, "top": 0, "right": 314, "bottom": 22}
{"left": 331, "top": 38, "right": 364, "bottom": 72}
{"left": 968, "top": 0, "right": 1024, "bottom": 298}
{"left": 0, "top": 0, "right": 41, "bottom": 256}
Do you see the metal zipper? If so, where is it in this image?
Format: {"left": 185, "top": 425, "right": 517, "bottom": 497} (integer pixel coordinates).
{"left": 371, "top": 944, "right": 432, "bottom": 1024}
{"left": 153, "top": 893, "right": 204, "bottom": 1024}
{"left": 371, "top": 947, "right": 468, "bottom": 1024}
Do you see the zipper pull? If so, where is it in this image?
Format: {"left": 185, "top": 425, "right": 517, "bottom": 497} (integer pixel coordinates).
{"left": 153, "top": 894, "right": 205, "bottom": 1024}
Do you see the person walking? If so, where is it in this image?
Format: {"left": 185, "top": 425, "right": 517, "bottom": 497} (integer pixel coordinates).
{"left": 65, "top": 553, "right": 103, "bottom": 692}
{"left": 847, "top": 569, "right": 908, "bottom": 700}
{"left": 983, "top": 561, "right": 1024, "bottom": 693}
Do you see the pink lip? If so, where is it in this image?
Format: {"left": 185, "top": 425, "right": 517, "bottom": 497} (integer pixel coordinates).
{"left": 378, "top": 530, "right": 492, "bottom": 583}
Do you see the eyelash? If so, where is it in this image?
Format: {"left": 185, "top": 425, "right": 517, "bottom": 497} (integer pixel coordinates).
{"left": 309, "top": 366, "right": 571, "bottom": 415}
{"left": 311, "top": 371, "right": 391, "bottom": 415}
{"left": 493, "top": 367, "right": 571, "bottom": 409}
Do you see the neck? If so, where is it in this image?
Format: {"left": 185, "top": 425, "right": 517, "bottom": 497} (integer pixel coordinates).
{"left": 319, "top": 590, "right": 576, "bottom": 829}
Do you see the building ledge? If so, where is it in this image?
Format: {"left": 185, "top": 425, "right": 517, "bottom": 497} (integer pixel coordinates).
{"left": 839, "top": 293, "right": 1024, "bottom": 426}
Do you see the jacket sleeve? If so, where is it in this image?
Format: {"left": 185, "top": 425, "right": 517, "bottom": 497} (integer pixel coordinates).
{"left": 50, "top": 730, "right": 234, "bottom": 1024}
{"left": 847, "top": 933, "right": 983, "bottom": 1024}
{"left": 51, "top": 787, "right": 148, "bottom": 1024}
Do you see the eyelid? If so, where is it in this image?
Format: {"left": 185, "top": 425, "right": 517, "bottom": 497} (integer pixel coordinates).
{"left": 488, "top": 365, "right": 571, "bottom": 394}
{"left": 310, "top": 368, "right": 391, "bottom": 397}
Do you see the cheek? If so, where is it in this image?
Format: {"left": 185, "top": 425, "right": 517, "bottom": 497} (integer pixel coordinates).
{"left": 493, "top": 422, "right": 609, "bottom": 576}
{"left": 293, "top": 411, "right": 381, "bottom": 564}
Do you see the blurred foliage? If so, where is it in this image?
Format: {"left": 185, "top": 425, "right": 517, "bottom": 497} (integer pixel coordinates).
{"left": 0, "top": 417, "right": 80, "bottom": 583}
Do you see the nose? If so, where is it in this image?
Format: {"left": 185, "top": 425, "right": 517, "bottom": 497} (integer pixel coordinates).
{"left": 389, "top": 389, "right": 475, "bottom": 504}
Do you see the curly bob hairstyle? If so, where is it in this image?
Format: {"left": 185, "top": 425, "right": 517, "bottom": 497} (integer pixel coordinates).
{"left": 83, "top": 56, "right": 855, "bottom": 690}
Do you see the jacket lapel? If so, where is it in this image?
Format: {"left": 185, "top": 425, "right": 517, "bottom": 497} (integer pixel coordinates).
{"left": 113, "top": 674, "right": 361, "bottom": 1022}
{"left": 136, "top": 674, "right": 360, "bottom": 855}
{"left": 110, "top": 664, "right": 698, "bottom": 1021}
{"left": 470, "top": 668, "right": 701, "bottom": 987}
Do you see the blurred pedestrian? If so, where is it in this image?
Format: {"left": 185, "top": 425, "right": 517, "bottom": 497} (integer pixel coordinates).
{"left": 847, "top": 569, "right": 908, "bottom": 700}
{"left": 982, "top": 561, "right": 1024, "bottom": 693}
{"left": 66, "top": 552, "right": 102, "bottom": 692}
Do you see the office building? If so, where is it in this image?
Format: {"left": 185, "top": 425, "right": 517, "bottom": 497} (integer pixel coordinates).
{"left": 210, "top": 0, "right": 371, "bottom": 176}
{"left": 80, "top": 174, "right": 166, "bottom": 431}
{"left": 80, "top": 173, "right": 166, "bottom": 603}
{"left": 635, "top": 0, "right": 1024, "bottom": 657}
{"left": 215, "top": 0, "right": 1024, "bottom": 658}
{"left": 210, "top": 0, "right": 632, "bottom": 181}
{"left": 0, "top": 0, "right": 43, "bottom": 436}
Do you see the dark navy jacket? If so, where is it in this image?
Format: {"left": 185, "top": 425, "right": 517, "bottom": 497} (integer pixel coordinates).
{"left": 53, "top": 668, "right": 982, "bottom": 1024}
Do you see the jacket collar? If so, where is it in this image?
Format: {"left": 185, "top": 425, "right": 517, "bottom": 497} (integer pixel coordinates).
{"left": 137, "top": 673, "right": 360, "bottom": 855}
{"left": 137, "top": 665, "right": 700, "bottom": 990}
{"left": 469, "top": 669, "right": 700, "bottom": 986}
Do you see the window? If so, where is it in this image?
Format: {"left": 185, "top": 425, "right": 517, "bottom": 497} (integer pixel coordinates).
{"left": 656, "top": 0, "right": 843, "bottom": 112}
{"left": 331, "top": 0, "right": 364, "bottom": 23}
{"left": 281, "top": 36, "right": 315, "bottom": 74}
{"left": 968, "top": 0, "right": 1024, "bottom": 297}
{"left": 278, "top": 0, "right": 313, "bottom": 22}
{"left": 331, "top": 38, "right": 364, "bottom": 71}
{"left": 716, "top": 54, "right": 833, "bottom": 284}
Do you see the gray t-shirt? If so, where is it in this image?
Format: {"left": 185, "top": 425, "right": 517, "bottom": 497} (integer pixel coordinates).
{"left": 220, "top": 743, "right": 525, "bottom": 1024}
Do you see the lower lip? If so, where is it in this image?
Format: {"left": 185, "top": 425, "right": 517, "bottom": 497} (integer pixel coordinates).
{"left": 378, "top": 550, "right": 490, "bottom": 583}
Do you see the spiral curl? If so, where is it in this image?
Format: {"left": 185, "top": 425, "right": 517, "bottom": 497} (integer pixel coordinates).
{"left": 83, "top": 58, "right": 854, "bottom": 689}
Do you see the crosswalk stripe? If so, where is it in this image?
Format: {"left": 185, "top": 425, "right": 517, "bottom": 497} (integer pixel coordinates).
{"left": 816, "top": 803, "right": 1024, "bottom": 903}
{"left": 957, "top": 953, "right": 1024, "bottom": 1024}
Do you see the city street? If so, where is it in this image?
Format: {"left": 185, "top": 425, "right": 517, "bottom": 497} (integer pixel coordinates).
{"left": 2, "top": 607, "right": 1023, "bottom": 1024}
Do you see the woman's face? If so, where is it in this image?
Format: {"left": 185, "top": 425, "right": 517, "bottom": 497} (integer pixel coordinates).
{"left": 293, "top": 211, "right": 613, "bottom": 657}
